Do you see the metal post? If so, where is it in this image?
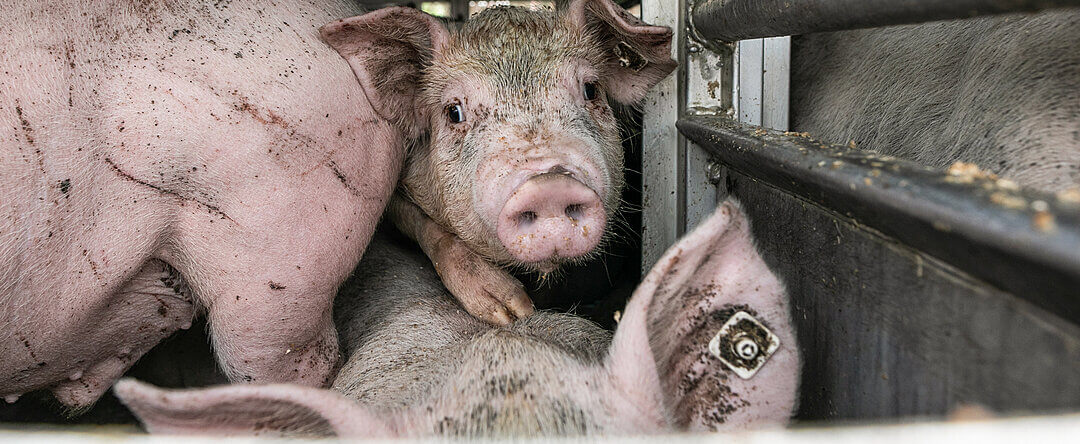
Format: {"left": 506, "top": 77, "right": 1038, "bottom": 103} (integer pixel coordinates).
{"left": 640, "top": 0, "right": 684, "bottom": 272}
{"left": 691, "top": 0, "right": 1080, "bottom": 42}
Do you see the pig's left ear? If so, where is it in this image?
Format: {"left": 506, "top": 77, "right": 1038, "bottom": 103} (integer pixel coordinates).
{"left": 566, "top": 0, "right": 677, "bottom": 103}
{"left": 605, "top": 200, "right": 800, "bottom": 431}
{"left": 113, "top": 379, "right": 394, "bottom": 438}
{"left": 320, "top": 8, "right": 450, "bottom": 139}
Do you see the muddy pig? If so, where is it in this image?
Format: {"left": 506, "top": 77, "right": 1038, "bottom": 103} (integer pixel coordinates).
{"left": 320, "top": 0, "right": 677, "bottom": 325}
{"left": 791, "top": 9, "right": 1080, "bottom": 193}
{"left": 1, "top": 0, "right": 405, "bottom": 410}
{"left": 115, "top": 200, "right": 800, "bottom": 438}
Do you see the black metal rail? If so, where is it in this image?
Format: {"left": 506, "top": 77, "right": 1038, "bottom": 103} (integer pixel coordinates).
{"left": 678, "top": 115, "right": 1080, "bottom": 324}
{"left": 691, "top": 0, "right": 1080, "bottom": 42}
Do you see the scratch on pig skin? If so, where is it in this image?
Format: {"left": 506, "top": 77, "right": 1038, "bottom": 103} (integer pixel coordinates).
{"left": 327, "top": 160, "right": 363, "bottom": 198}
{"left": 103, "top": 157, "right": 236, "bottom": 223}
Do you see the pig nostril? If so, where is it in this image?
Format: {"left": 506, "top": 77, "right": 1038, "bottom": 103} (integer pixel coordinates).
{"left": 565, "top": 204, "right": 584, "bottom": 221}
{"left": 549, "top": 165, "right": 571, "bottom": 175}
{"left": 518, "top": 211, "right": 537, "bottom": 226}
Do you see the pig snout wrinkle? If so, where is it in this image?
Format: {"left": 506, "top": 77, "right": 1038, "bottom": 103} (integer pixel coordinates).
{"left": 496, "top": 172, "right": 605, "bottom": 264}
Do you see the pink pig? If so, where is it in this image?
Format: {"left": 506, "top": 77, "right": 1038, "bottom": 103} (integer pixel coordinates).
{"left": 320, "top": 0, "right": 678, "bottom": 325}
{"left": 0, "top": 0, "right": 400, "bottom": 409}
{"left": 115, "top": 200, "right": 801, "bottom": 438}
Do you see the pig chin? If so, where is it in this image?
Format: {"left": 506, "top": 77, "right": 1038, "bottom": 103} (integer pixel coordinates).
{"left": 484, "top": 169, "right": 608, "bottom": 272}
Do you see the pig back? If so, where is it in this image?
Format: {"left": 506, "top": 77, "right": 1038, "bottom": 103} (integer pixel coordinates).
{"left": 333, "top": 227, "right": 614, "bottom": 434}
{"left": 791, "top": 9, "right": 1080, "bottom": 192}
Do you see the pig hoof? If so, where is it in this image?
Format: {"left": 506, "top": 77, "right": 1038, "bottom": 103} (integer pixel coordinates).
{"left": 457, "top": 283, "right": 533, "bottom": 326}
{"left": 433, "top": 237, "right": 534, "bottom": 325}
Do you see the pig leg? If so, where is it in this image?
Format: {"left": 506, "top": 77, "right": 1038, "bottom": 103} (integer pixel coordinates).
{"left": 197, "top": 275, "right": 340, "bottom": 388}
{"left": 389, "top": 196, "right": 534, "bottom": 325}
{"left": 172, "top": 234, "right": 344, "bottom": 388}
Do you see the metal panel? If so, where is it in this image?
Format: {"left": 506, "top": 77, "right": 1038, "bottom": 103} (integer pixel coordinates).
{"left": 726, "top": 169, "right": 1080, "bottom": 419}
{"left": 735, "top": 39, "right": 763, "bottom": 126}
{"left": 691, "top": 0, "right": 1080, "bottom": 42}
{"left": 640, "top": 0, "right": 684, "bottom": 272}
{"left": 679, "top": 115, "right": 1080, "bottom": 325}
{"left": 762, "top": 37, "right": 790, "bottom": 130}
{"left": 732, "top": 37, "right": 789, "bottom": 131}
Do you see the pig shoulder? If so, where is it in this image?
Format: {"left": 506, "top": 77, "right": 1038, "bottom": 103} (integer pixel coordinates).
{"left": 0, "top": 0, "right": 402, "bottom": 408}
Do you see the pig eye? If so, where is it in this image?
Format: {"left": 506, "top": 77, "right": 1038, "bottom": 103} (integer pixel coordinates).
{"left": 446, "top": 103, "right": 466, "bottom": 124}
{"left": 583, "top": 82, "right": 599, "bottom": 101}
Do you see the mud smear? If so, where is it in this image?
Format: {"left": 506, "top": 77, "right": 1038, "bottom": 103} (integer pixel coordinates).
{"left": 327, "top": 160, "right": 364, "bottom": 198}
{"left": 103, "top": 157, "right": 235, "bottom": 223}
{"left": 14, "top": 105, "right": 34, "bottom": 145}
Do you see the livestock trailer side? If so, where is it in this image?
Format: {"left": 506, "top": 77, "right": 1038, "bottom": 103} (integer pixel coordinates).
{"left": 642, "top": 0, "right": 1080, "bottom": 421}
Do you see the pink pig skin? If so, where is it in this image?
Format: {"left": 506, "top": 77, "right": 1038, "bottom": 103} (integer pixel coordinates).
{"left": 0, "top": 0, "right": 401, "bottom": 409}
{"left": 114, "top": 199, "right": 800, "bottom": 438}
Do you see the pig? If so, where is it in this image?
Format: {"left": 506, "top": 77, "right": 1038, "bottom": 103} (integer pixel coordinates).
{"left": 114, "top": 200, "right": 801, "bottom": 438}
{"left": 0, "top": 0, "right": 403, "bottom": 410}
{"left": 791, "top": 9, "right": 1080, "bottom": 193}
{"left": 320, "top": 0, "right": 677, "bottom": 325}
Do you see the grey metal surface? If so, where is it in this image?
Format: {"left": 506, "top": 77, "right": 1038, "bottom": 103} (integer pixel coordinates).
{"left": 641, "top": 0, "right": 684, "bottom": 272}
{"left": 734, "top": 38, "right": 764, "bottom": 126}
{"left": 761, "top": 36, "right": 790, "bottom": 130}
{"left": 730, "top": 36, "right": 789, "bottom": 130}
{"left": 679, "top": 115, "right": 1080, "bottom": 325}
{"left": 691, "top": 0, "right": 1080, "bottom": 42}
{"left": 683, "top": 14, "right": 732, "bottom": 234}
{"left": 727, "top": 172, "right": 1080, "bottom": 419}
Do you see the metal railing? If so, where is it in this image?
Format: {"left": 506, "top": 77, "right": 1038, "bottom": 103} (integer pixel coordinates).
{"left": 691, "top": 0, "right": 1080, "bottom": 42}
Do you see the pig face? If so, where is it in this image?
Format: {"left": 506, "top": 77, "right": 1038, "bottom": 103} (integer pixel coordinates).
{"left": 113, "top": 200, "right": 801, "bottom": 438}
{"left": 321, "top": 0, "right": 676, "bottom": 272}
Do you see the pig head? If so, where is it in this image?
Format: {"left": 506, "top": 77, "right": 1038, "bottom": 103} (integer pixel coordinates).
{"left": 320, "top": 0, "right": 677, "bottom": 324}
{"left": 114, "top": 200, "right": 801, "bottom": 438}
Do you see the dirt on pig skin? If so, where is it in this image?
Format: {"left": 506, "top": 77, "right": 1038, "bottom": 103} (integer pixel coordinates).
{"left": 1, "top": 0, "right": 403, "bottom": 410}
{"left": 321, "top": 0, "right": 677, "bottom": 325}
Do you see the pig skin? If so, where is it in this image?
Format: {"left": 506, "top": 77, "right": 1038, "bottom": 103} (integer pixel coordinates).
{"left": 0, "top": 0, "right": 401, "bottom": 409}
{"left": 114, "top": 199, "right": 800, "bottom": 438}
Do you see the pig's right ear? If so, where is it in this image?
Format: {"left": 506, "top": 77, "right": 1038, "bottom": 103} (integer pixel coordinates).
{"left": 320, "top": 8, "right": 449, "bottom": 138}
{"left": 113, "top": 379, "right": 394, "bottom": 438}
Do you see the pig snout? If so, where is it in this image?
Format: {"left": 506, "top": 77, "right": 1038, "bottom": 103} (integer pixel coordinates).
{"left": 496, "top": 171, "right": 605, "bottom": 266}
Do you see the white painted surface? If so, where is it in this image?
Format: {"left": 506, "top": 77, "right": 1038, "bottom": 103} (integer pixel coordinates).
{"left": 2, "top": 414, "right": 1078, "bottom": 442}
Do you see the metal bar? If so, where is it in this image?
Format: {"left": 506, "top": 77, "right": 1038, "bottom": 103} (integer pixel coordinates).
{"left": 678, "top": 115, "right": 1080, "bottom": 325}
{"left": 691, "top": 0, "right": 1080, "bottom": 42}
{"left": 735, "top": 39, "right": 763, "bottom": 125}
{"left": 761, "top": 36, "right": 790, "bottom": 130}
{"left": 640, "top": 0, "right": 685, "bottom": 272}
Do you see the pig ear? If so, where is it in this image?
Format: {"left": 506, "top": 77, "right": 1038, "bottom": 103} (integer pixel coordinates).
{"left": 113, "top": 379, "right": 394, "bottom": 438}
{"left": 320, "top": 8, "right": 450, "bottom": 138}
{"left": 565, "top": 0, "right": 677, "bottom": 103}
{"left": 606, "top": 200, "right": 800, "bottom": 431}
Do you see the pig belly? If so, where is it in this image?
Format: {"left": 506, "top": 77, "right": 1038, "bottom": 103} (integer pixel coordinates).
{"left": 0, "top": 0, "right": 400, "bottom": 407}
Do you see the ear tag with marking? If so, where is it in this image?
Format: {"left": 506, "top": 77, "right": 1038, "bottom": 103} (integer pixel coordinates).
{"left": 708, "top": 311, "right": 780, "bottom": 379}
{"left": 613, "top": 41, "right": 648, "bottom": 72}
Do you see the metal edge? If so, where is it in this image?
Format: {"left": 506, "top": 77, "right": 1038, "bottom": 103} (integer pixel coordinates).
{"left": 691, "top": 0, "right": 1080, "bottom": 42}
{"left": 678, "top": 115, "right": 1080, "bottom": 324}
{"left": 640, "top": 0, "right": 685, "bottom": 273}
